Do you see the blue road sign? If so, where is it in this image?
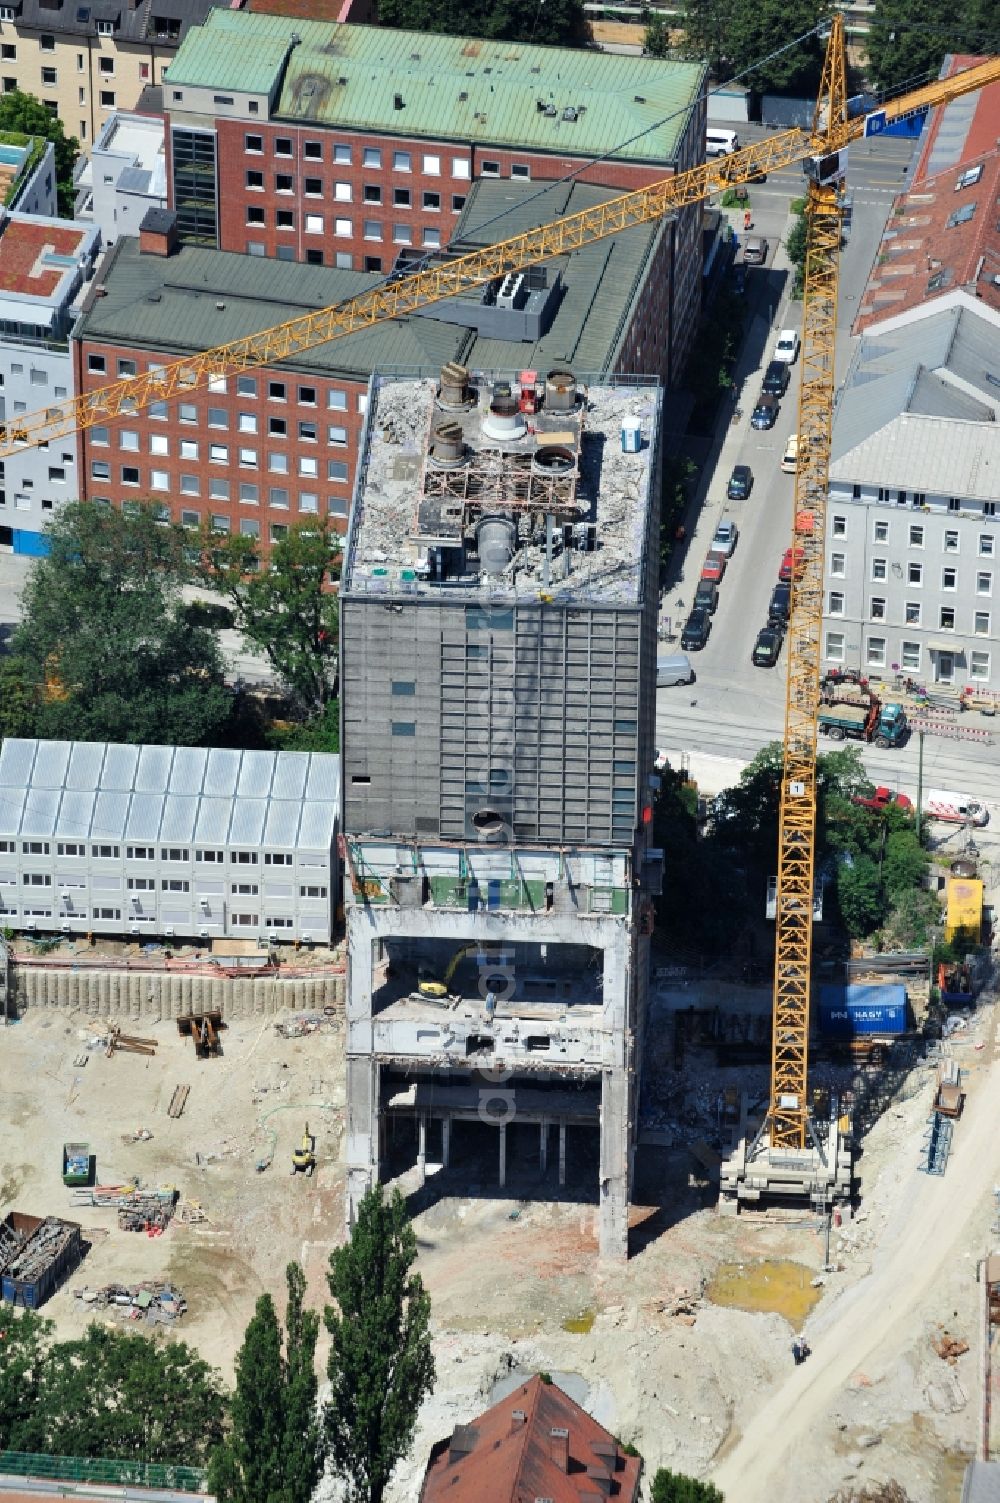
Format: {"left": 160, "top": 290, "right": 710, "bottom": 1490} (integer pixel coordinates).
{"left": 864, "top": 110, "right": 888, "bottom": 138}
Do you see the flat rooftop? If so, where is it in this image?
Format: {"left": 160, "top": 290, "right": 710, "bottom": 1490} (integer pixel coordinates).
{"left": 96, "top": 112, "right": 168, "bottom": 198}
{"left": 0, "top": 215, "right": 93, "bottom": 302}
{"left": 167, "top": 11, "right": 705, "bottom": 165}
{"left": 343, "top": 371, "right": 658, "bottom": 606}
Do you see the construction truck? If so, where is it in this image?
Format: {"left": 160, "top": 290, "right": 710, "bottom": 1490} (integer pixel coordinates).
{"left": 852, "top": 786, "right": 913, "bottom": 813}
{"left": 817, "top": 699, "right": 907, "bottom": 748}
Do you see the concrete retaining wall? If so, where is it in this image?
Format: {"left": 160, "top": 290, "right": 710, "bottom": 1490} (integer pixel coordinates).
{"left": 14, "top": 967, "right": 345, "bottom": 1020}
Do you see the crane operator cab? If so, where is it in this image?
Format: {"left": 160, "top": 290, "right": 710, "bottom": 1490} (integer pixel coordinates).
{"left": 803, "top": 148, "right": 848, "bottom": 187}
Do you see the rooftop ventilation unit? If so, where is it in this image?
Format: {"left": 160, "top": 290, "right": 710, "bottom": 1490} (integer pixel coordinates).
{"left": 496, "top": 272, "right": 525, "bottom": 311}
{"left": 545, "top": 368, "right": 577, "bottom": 411}
{"left": 481, "top": 386, "right": 527, "bottom": 443}
{"left": 562, "top": 107, "right": 579, "bottom": 122}
{"left": 429, "top": 420, "right": 466, "bottom": 468}
{"left": 437, "top": 360, "right": 472, "bottom": 410}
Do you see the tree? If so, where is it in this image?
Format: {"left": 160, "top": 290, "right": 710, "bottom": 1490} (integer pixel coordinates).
{"left": 882, "top": 828, "right": 928, "bottom": 897}
{"left": 865, "top": 0, "right": 946, "bottom": 94}
{"left": 200, "top": 519, "right": 341, "bottom": 716}
{"left": 12, "top": 502, "right": 231, "bottom": 747}
{"left": 324, "top": 1186, "right": 435, "bottom": 1503}
{"left": 676, "top": 0, "right": 830, "bottom": 93}
{"left": 0, "top": 92, "right": 79, "bottom": 215}
{"left": 209, "top": 1264, "right": 321, "bottom": 1503}
{"left": 785, "top": 197, "right": 807, "bottom": 299}
{"left": 643, "top": 14, "right": 672, "bottom": 57}
{"left": 835, "top": 854, "right": 884, "bottom": 938}
{"left": 651, "top": 1468, "right": 724, "bottom": 1503}
{"left": 0, "top": 656, "right": 39, "bottom": 742}
{"left": 21, "top": 1326, "right": 226, "bottom": 1464}
{"left": 375, "top": 0, "right": 584, "bottom": 46}
{"left": 0, "top": 1307, "right": 52, "bottom": 1450}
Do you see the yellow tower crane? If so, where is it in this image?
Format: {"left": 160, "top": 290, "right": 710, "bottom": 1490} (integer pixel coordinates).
{"left": 3, "top": 30, "right": 997, "bottom": 1202}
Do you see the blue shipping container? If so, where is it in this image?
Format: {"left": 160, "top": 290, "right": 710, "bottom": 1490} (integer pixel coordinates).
{"left": 817, "top": 982, "right": 908, "bottom": 1038}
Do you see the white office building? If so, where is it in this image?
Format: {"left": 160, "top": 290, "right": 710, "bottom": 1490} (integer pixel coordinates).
{"left": 0, "top": 739, "right": 341, "bottom": 944}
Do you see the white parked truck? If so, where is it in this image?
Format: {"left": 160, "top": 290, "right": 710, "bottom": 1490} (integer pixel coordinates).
{"left": 922, "top": 789, "right": 989, "bottom": 826}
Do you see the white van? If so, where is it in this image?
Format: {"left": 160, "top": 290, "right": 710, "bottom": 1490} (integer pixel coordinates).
{"left": 657, "top": 652, "right": 694, "bottom": 687}
{"left": 781, "top": 434, "right": 799, "bottom": 474}
{"left": 706, "top": 129, "right": 739, "bottom": 159}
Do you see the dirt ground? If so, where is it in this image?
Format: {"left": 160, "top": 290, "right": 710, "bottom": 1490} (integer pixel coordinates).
{"left": 3, "top": 995, "right": 996, "bottom": 1502}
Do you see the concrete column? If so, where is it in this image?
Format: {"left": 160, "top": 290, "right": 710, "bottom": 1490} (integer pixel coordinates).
{"left": 559, "top": 1120, "right": 566, "bottom": 1187}
{"left": 345, "top": 1054, "right": 380, "bottom": 1230}
{"left": 417, "top": 1113, "right": 427, "bottom": 1187}
{"left": 598, "top": 932, "right": 632, "bottom": 1263}
{"left": 539, "top": 1119, "right": 548, "bottom": 1175}
{"left": 499, "top": 1122, "right": 507, "bottom": 1190}
{"left": 442, "top": 1115, "right": 451, "bottom": 1168}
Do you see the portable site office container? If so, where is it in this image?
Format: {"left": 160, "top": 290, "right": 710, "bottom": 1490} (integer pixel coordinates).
{"left": 816, "top": 982, "right": 908, "bottom": 1038}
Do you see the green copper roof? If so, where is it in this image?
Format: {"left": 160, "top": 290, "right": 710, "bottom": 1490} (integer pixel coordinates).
{"left": 166, "top": 12, "right": 706, "bottom": 165}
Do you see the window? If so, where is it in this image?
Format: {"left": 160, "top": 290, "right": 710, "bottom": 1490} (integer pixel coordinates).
{"left": 827, "top": 591, "right": 844, "bottom": 615}
{"left": 899, "top": 641, "right": 920, "bottom": 670}
{"left": 24, "top": 873, "right": 52, "bottom": 886}
{"left": 939, "top": 606, "right": 955, "bottom": 630}
{"left": 161, "top": 878, "right": 190, "bottom": 893}
{"left": 298, "top": 385, "right": 316, "bottom": 407}
{"left": 422, "top": 227, "right": 441, "bottom": 248}
{"left": 333, "top": 180, "right": 352, "bottom": 201}
{"left": 391, "top": 720, "right": 416, "bottom": 737}
{"left": 268, "top": 381, "right": 286, "bottom": 403}
{"left": 393, "top": 186, "right": 411, "bottom": 207}
{"left": 328, "top": 389, "right": 347, "bottom": 411}
{"left": 422, "top": 153, "right": 440, "bottom": 175}
{"left": 299, "top": 456, "right": 318, "bottom": 478}
{"left": 452, "top": 194, "right": 466, "bottom": 213}
{"left": 91, "top": 460, "right": 110, "bottom": 481}
{"left": 299, "top": 493, "right": 319, "bottom": 514}
{"left": 92, "top": 907, "right": 120, "bottom": 921}
{"left": 162, "top": 848, "right": 189, "bottom": 862}
{"left": 40, "top": 32, "right": 55, "bottom": 50}
{"left": 180, "top": 439, "right": 199, "bottom": 460}
{"left": 274, "top": 136, "right": 292, "bottom": 156}
{"left": 970, "top": 651, "right": 990, "bottom": 680}
{"left": 870, "top": 597, "right": 886, "bottom": 620}
{"left": 88, "top": 354, "right": 106, "bottom": 374}
{"left": 977, "top": 571, "right": 992, "bottom": 594}
{"left": 364, "top": 219, "right": 382, "bottom": 240}
{"left": 92, "top": 427, "right": 109, "bottom": 446}
{"left": 871, "top": 557, "right": 887, "bottom": 581}
{"left": 233, "top": 851, "right": 258, "bottom": 865}
{"left": 239, "top": 448, "right": 258, "bottom": 469}
{"left": 393, "top": 150, "right": 411, "bottom": 172}
{"left": 42, "top": 66, "right": 56, "bottom": 85}
{"left": 452, "top": 157, "right": 470, "bottom": 179}
{"left": 233, "top": 913, "right": 260, "bottom": 927}
{"left": 393, "top": 224, "right": 412, "bottom": 244}
{"left": 304, "top": 140, "right": 322, "bottom": 160}
{"left": 907, "top": 562, "right": 923, "bottom": 585}
{"left": 246, "top": 170, "right": 264, "bottom": 190}
{"left": 239, "top": 483, "right": 259, "bottom": 505}
{"left": 944, "top": 530, "right": 959, "bottom": 552}
{"left": 150, "top": 469, "right": 169, "bottom": 492}
{"left": 179, "top": 402, "right": 197, "bottom": 424}
{"left": 127, "top": 846, "right": 154, "bottom": 861}
{"left": 825, "top": 632, "right": 845, "bottom": 662}
{"left": 328, "top": 425, "right": 347, "bottom": 446}
{"left": 511, "top": 162, "right": 530, "bottom": 179}
{"left": 830, "top": 552, "right": 845, "bottom": 577}
{"left": 300, "top": 885, "right": 327, "bottom": 899}
{"left": 181, "top": 509, "right": 200, "bottom": 528}
{"left": 268, "top": 417, "right": 287, "bottom": 437}
{"left": 266, "top": 916, "right": 294, "bottom": 930}
{"left": 0, "top": 45, "right": 14, "bottom": 59}
{"left": 298, "top": 421, "right": 317, "bottom": 442}
{"left": 328, "top": 460, "right": 349, "bottom": 483}
{"left": 277, "top": 209, "right": 294, "bottom": 229}
{"left": 149, "top": 434, "right": 169, "bottom": 456}
{"left": 949, "top": 497, "right": 962, "bottom": 512}
{"left": 905, "top": 601, "right": 921, "bottom": 625}
{"left": 22, "top": 841, "right": 49, "bottom": 855}
{"left": 363, "top": 184, "right": 382, "bottom": 204}
{"left": 127, "top": 877, "right": 155, "bottom": 891}
{"left": 195, "top": 849, "right": 224, "bottom": 863}
{"left": 264, "top": 852, "right": 293, "bottom": 866}
{"left": 908, "top": 524, "right": 924, "bottom": 547}
{"left": 92, "top": 844, "right": 119, "bottom": 859}
{"left": 179, "top": 475, "right": 199, "bottom": 495}
{"left": 100, "top": 90, "right": 116, "bottom": 109}
{"left": 336, "top": 252, "right": 353, "bottom": 269}
{"left": 333, "top": 144, "right": 351, "bottom": 165}
{"left": 942, "top": 567, "right": 956, "bottom": 591}
{"left": 866, "top": 637, "right": 886, "bottom": 667}
{"left": 335, "top": 217, "right": 352, "bottom": 238}
{"left": 974, "top": 610, "right": 991, "bottom": 635}
{"left": 238, "top": 413, "right": 258, "bottom": 435}
{"left": 245, "top": 133, "right": 263, "bottom": 153}
{"left": 269, "top": 453, "right": 289, "bottom": 475}
{"left": 231, "top": 882, "right": 259, "bottom": 895}
{"left": 209, "top": 444, "right": 228, "bottom": 464}
{"left": 306, "top": 249, "right": 324, "bottom": 266}
{"left": 211, "top": 515, "right": 230, "bottom": 533}
{"left": 240, "top": 517, "right": 260, "bottom": 537}
{"left": 269, "top": 488, "right": 289, "bottom": 510}
{"left": 237, "top": 376, "right": 257, "bottom": 397}
{"left": 48, "top": 466, "right": 65, "bottom": 483}
{"left": 246, "top": 206, "right": 266, "bottom": 227}
{"left": 363, "top": 146, "right": 381, "bottom": 168}
{"left": 57, "top": 842, "right": 85, "bottom": 857}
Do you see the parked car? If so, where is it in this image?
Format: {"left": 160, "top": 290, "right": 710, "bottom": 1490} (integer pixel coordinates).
{"left": 694, "top": 578, "right": 719, "bottom": 614}
{"left": 762, "top": 359, "right": 790, "bottom": 397}
{"left": 681, "top": 608, "right": 711, "bottom": 651}
{"left": 779, "top": 547, "right": 804, "bottom": 583}
{"left": 731, "top": 263, "right": 747, "bottom": 296}
{"left": 768, "top": 582, "right": 791, "bottom": 624}
{"left": 752, "top": 625, "right": 784, "bottom": 667}
{"left": 781, "top": 434, "right": 799, "bottom": 474}
{"left": 774, "top": 328, "right": 801, "bottom": 363}
{"left": 712, "top": 519, "right": 738, "bottom": 557}
{"left": 852, "top": 786, "right": 914, "bottom": 813}
{"left": 727, "top": 463, "right": 753, "bottom": 500}
{"left": 657, "top": 652, "right": 695, "bottom": 687}
{"left": 701, "top": 551, "right": 727, "bottom": 583}
{"left": 751, "top": 394, "right": 779, "bottom": 430}
{"left": 742, "top": 236, "right": 768, "bottom": 265}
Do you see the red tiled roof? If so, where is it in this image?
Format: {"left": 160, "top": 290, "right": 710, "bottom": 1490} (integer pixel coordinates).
{"left": 915, "top": 54, "right": 1000, "bottom": 184}
{"left": 0, "top": 219, "right": 88, "bottom": 298}
{"left": 419, "top": 1375, "right": 642, "bottom": 1503}
{"left": 853, "top": 151, "right": 1000, "bottom": 333}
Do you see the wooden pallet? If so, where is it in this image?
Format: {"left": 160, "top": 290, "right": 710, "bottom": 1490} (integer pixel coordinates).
{"left": 167, "top": 1085, "right": 190, "bottom": 1119}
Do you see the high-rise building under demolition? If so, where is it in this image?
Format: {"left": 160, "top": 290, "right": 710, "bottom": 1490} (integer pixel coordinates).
{"left": 340, "top": 366, "right": 663, "bottom": 1259}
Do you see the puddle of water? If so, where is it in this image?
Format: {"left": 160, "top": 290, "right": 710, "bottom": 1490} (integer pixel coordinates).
{"left": 562, "top": 1308, "right": 596, "bottom": 1334}
{"left": 706, "top": 1259, "right": 822, "bottom": 1330}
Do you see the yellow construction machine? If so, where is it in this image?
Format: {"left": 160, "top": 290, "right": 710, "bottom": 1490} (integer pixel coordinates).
{"left": 290, "top": 1124, "right": 316, "bottom": 1177}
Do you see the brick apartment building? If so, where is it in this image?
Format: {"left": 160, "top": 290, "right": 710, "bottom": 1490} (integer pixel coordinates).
{"left": 71, "top": 176, "right": 673, "bottom": 538}
{"left": 161, "top": 11, "right": 707, "bottom": 378}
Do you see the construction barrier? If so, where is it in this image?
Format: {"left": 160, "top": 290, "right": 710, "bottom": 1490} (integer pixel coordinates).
{"left": 0, "top": 1451, "right": 207, "bottom": 1493}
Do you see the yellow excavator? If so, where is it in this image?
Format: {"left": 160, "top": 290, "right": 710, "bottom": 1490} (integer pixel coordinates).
{"left": 290, "top": 1124, "right": 316, "bottom": 1177}
{"left": 416, "top": 943, "right": 482, "bottom": 999}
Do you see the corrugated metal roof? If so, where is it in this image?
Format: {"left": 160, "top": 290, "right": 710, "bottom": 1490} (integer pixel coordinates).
{"left": 167, "top": 11, "right": 704, "bottom": 164}
{"left": 76, "top": 179, "right": 662, "bottom": 382}
{"left": 0, "top": 740, "right": 340, "bottom": 850}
